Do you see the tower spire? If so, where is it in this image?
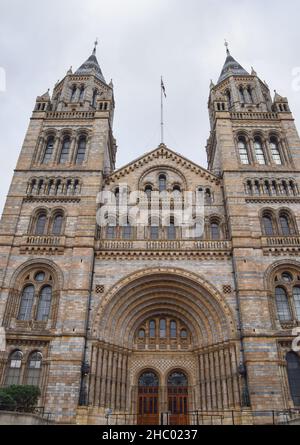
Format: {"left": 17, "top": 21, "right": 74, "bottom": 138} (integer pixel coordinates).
{"left": 93, "top": 38, "right": 98, "bottom": 55}
{"left": 224, "top": 39, "right": 230, "bottom": 55}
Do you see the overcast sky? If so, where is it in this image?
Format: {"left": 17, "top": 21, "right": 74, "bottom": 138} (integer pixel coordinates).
{"left": 0, "top": 0, "right": 300, "bottom": 215}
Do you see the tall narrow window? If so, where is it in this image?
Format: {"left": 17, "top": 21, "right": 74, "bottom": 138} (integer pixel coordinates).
{"left": 5, "top": 351, "right": 23, "bottom": 386}
{"left": 254, "top": 138, "right": 266, "bottom": 165}
{"left": 76, "top": 136, "right": 87, "bottom": 164}
{"left": 159, "top": 319, "right": 166, "bottom": 338}
{"left": 275, "top": 287, "right": 291, "bottom": 321}
{"left": 145, "top": 186, "right": 152, "bottom": 201}
{"left": 247, "top": 87, "right": 253, "bottom": 103}
{"left": 170, "top": 321, "right": 177, "bottom": 338}
{"left": 263, "top": 215, "right": 274, "bottom": 236}
{"left": 286, "top": 352, "right": 300, "bottom": 406}
{"left": 92, "top": 90, "right": 98, "bottom": 107}
{"left": 79, "top": 86, "right": 85, "bottom": 102}
{"left": 159, "top": 175, "right": 167, "bottom": 192}
{"left": 123, "top": 221, "right": 132, "bottom": 240}
{"left": 106, "top": 225, "right": 116, "bottom": 240}
{"left": 150, "top": 225, "right": 159, "bottom": 240}
{"left": 167, "top": 218, "right": 176, "bottom": 240}
{"left": 279, "top": 215, "right": 291, "bottom": 236}
{"left": 36, "top": 286, "right": 52, "bottom": 322}
{"left": 35, "top": 213, "right": 47, "bottom": 235}
{"left": 25, "top": 352, "right": 42, "bottom": 387}
{"left": 239, "top": 87, "right": 245, "bottom": 103}
{"left": 226, "top": 90, "right": 232, "bottom": 108}
{"left": 238, "top": 138, "right": 250, "bottom": 165}
{"left": 18, "top": 285, "right": 35, "bottom": 320}
{"left": 149, "top": 320, "right": 156, "bottom": 338}
{"left": 293, "top": 287, "right": 300, "bottom": 320}
{"left": 70, "top": 85, "right": 77, "bottom": 102}
{"left": 211, "top": 222, "right": 220, "bottom": 240}
{"left": 59, "top": 137, "right": 70, "bottom": 164}
{"left": 270, "top": 138, "right": 283, "bottom": 165}
{"left": 52, "top": 214, "right": 63, "bottom": 236}
{"left": 43, "top": 137, "right": 54, "bottom": 164}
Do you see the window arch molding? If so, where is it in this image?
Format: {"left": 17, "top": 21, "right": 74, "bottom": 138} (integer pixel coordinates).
{"left": 260, "top": 208, "right": 278, "bottom": 236}
{"left": 138, "top": 166, "right": 188, "bottom": 192}
{"left": 3, "top": 259, "right": 63, "bottom": 329}
{"left": 29, "top": 207, "right": 50, "bottom": 236}
{"left": 49, "top": 208, "right": 66, "bottom": 236}
{"left": 264, "top": 261, "right": 300, "bottom": 329}
{"left": 277, "top": 208, "right": 298, "bottom": 236}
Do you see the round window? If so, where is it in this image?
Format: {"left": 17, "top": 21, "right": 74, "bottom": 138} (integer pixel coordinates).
{"left": 35, "top": 272, "right": 45, "bottom": 282}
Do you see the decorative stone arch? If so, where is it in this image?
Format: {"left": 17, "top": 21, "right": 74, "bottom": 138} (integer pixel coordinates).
{"left": 2, "top": 258, "right": 64, "bottom": 329}
{"left": 92, "top": 267, "right": 236, "bottom": 349}
{"left": 138, "top": 165, "right": 188, "bottom": 191}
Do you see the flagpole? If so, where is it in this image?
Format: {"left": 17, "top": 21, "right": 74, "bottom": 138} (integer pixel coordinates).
{"left": 161, "top": 76, "right": 164, "bottom": 144}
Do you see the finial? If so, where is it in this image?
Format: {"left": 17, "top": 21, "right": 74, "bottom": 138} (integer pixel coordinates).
{"left": 224, "top": 39, "right": 230, "bottom": 55}
{"left": 93, "top": 38, "right": 98, "bottom": 55}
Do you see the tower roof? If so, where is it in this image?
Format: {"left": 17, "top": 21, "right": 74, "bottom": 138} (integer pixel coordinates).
{"left": 75, "top": 43, "right": 106, "bottom": 84}
{"left": 218, "top": 46, "right": 249, "bottom": 84}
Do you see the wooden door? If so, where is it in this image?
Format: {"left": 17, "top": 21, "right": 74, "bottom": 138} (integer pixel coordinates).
{"left": 137, "top": 371, "right": 159, "bottom": 425}
{"left": 167, "top": 371, "right": 189, "bottom": 425}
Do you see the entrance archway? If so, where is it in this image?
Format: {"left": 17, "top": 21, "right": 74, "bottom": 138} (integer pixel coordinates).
{"left": 137, "top": 371, "right": 159, "bottom": 425}
{"left": 167, "top": 371, "right": 189, "bottom": 425}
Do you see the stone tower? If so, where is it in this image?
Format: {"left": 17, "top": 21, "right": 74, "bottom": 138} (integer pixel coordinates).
{"left": 207, "top": 44, "right": 300, "bottom": 413}
{"left": 0, "top": 44, "right": 116, "bottom": 420}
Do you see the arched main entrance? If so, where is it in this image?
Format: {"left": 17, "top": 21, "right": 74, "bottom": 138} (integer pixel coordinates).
{"left": 137, "top": 371, "right": 159, "bottom": 425}
{"left": 167, "top": 371, "right": 189, "bottom": 425}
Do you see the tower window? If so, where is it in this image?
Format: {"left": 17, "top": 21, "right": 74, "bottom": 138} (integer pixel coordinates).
{"left": 59, "top": 137, "right": 70, "bottom": 164}
{"left": 270, "top": 137, "right": 283, "bottom": 165}
{"left": 92, "top": 90, "right": 98, "bottom": 107}
{"left": 52, "top": 214, "right": 64, "bottom": 236}
{"left": 76, "top": 136, "right": 87, "bottom": 164}
{"left": 70, "top": 85, "right": 77, "bottom": 102}
{"left": 275, "top": 287, "right": 291, "bottom": 321}
{"left": 159, "top": 174, "right": 167, "bottom": 192}
{"left": 79, "top": 86, "right": 85, "bottom": 102}
{"left": 211, "top": 221, "right": 220, "bottom": 240}
{"left": 18, "top": 285, "right": 35, "bottom": 321}
{"left": 43, "top": 136, "right": 54, "bottom": 164}
{"left": 279, "top": 215, "right": 291, "bottom": 236}
{"left": 254, "top": 138, "right": 266, "bottom": 165}
{"left": 35, "top": 213, "right": 47, "bottom": 236}
{"left": 238, "top": 138, "right": 250, "bottom": 165}
{"left": 262, "top": 215, "right": 274, "bottom": 236}
{"left": 36, "top": 286, "right": 52, "bottom": 322}
{"left": 239, "top": 87, "right": 245, "bottom": 103}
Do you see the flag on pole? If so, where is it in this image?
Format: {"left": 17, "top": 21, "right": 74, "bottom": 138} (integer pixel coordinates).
{"left": 161, "top": 77, "right": 167, "bottom": 98}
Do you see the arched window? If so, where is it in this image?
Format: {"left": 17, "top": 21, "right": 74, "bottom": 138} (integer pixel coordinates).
{"left": 167, "top": 218, "right": 176, "bottom": 240}
{"left": 238, "top": 138, "right": 250, "bottom": 165}
{"left": 79, "top": 86, "right": 85, "bottom": 102}
{"left": 270, "top": 137, "right": 283, "bottom": 165}
{"left": 254, "top": 138, "right": 266, "bottom": 165}
{"left": 170, "top": 321, "right": 177, "bottom": 338}
{"left": 180, "top": 329, "right": 188, "bottom": 339}
{"left": 138, "top": 329, "right": 145, "bottom": 339}
{"left": 247, "top": 86, "right": 253, "bottom": 103}
{"left": 159, "top": 319, "right": 166, "bottom": 338}
{"left": 52, "top": 214, "right": 63, "bottom": 235}
{"left": 205, "top": 189, "right": 212, "bottom": 205}
{"left": 286, "top": 352, "right": 300, "bottom": 406}
{"left": 150, "top": 225, "right": 159, "bottom": 240}
{"left": 159, "top": 175, "right": 167, "bottom": 192}
{"left": 211, "top": 221, "right": 220, "bottom": 240}
{"left": 18, "top": 285, "right": 35, "bottom": 320}
{"left": 36, "top": 286, "right": 52, "bottom": 322}
{"left": 123, "top": 221, "right": 132, "bottom": 240}
{"left": 76, "top": 136, "right": 87, "bottom": 164}
{"left": 279, "top": 214, "right": 291, "bottom": 236}
{"left": 149, "top": 320, "right": 156, "bottom": 338}
{"left": 262, "top": 214, "right": 274, "bottom": 236}
{"left": 59, "top": 137, "right": 70, "bottom": 164}
{"left": 106, "top": 225, "right": 116, "bottom": 240}
{"left": 168, "top": 371, "right": 188, "bottom": 387}
{"left": 239, "top": 87, "right": 245, "bottom": 103}
{"left": 275, "top": 287, "right": 291, "bottom": 321}
{"left": 25, "top": 352, "right": 42, "bottom": 386}
{"left": 35, "top": 213, "right": 47, "bottom": 235}
{"left": 43, "top": 136, "right": 54, "bottom": 164}
{"left": 139, "top": 371, "right": 159, "bottom": 387}
{"left": 145, "top": 186, "right": 152, "bottom": 201}
{"left": 5, "top": 351, "right": 23, "bottom": 386}
{"left": 70, "top": 85, "right": 77, "bottom": 102}
{"left": 226, "top": 90, "right": 232, "bottom": 107}
{"left": 92, "top": 89, "right": 98, "bottom": 107}
{"left": 293, "top": 286, "right": 300, "bottom": 320}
